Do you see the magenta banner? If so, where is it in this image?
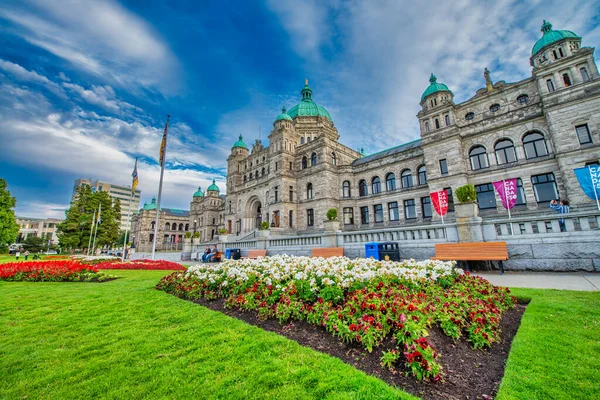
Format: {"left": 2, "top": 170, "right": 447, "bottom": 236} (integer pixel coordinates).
{"left": 493, "top": 179, "right": 518, "bottom": 210}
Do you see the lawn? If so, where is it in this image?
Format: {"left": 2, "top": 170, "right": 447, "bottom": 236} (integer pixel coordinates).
{"left": 1, "top": 269, "right": 598, "bottom": 399}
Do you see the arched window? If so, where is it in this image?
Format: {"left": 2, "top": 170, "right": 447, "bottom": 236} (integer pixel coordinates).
{"left": 563, "top": 73, "right": 572, "bottom": 87}
{"left": 465, "top": 112, "right": 475, "bottom": 121}
{"left": 418, "top": 165, "right": 427, "bottom": 185}
{"left": 495, "top": 139, "right": 517, "bottom": 164}
{"left": 306, "top": 183, "right": 313, "bottom": 199}
{"left": 249, "top": 172, "right": 253, "bottom": 180}
{"left": 171, "top": 223, "right": 177, "bottom": 230}
{"left": 300, "top": 137, "right": 305, "bottom": 144}
{"left": 552, "top": 50, "right": 558, "bottom": 60}
{"left": 547, "top": 79, "right": 555, "bottom": 92}
{"left": 401, "top": 169, "right": 413, "bottom": 188}
{"left": 469, "top": 146, "right": 489, "bottom": 170}
{"left": 262, "top": 167, "right": 265, "bottom": 175}
{"left": 342, "top": 181, "right": 351, "bottom": 198}
{"left": 185, "top": 223, "right": 189, "bottom": 231}
{"left": 178, "top": 223, "right": 184, "bottom": 231}
{"left": 517, "top": 94, "right": 529, "bottom": 104}
{"left": 425, "top": 121, "right": 430, "bottom": 132}
{"left": 358, "top": 180, "right": 368, "bottom": 197}
{"left": 445, "top": 115, "right": 450, "bottom": 126}
{"left": 490, "top": 103, "right": 500, "bottom": 112}
{"left": 558, "top": 47, "right": 564, "bottom": 58}
{"left": 244, "top": 175, "right": 247, "bottom": 183}
{"left": 371, "top": 176, "right": 381, "bottom": 194}
{"left": 256, "top": 170, "right": 259, "bottom": 178}
{"left": 331, "top": 152, "right": 337, "bottom": 165}
{"left": 302, "top": 156, "right": 307, "bottom": 169}
{"left": 523, "top": 132, "right": 548, "bottom": 159}
{"left": 435, "top": 119, "right": 440, "bottom": 129}
{"left": 385, "top": 173, "right": 396, "bottom": 191}
{"left": 151, "top": 221, "right": 155, "bottom": 230}
{"left": 581, "top": 67, "right": 590, "bottom": 82}
{"left": 165, "top": 223, "right": 170, "bottom": 230}
{"left": 311, "top": 152, "right": 317, "bottom": 166}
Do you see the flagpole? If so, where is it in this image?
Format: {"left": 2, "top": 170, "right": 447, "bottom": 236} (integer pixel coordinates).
{"left": 438, "top": 191, "right": 444, "bottom": 225}
{"left": 152, "top": 115, "right": 170, "bottom": 260}
{"left": 590, "top": 166, "right": 600, "bottom": 211}
{"left": 121, "top": 191, "right": 133, "bottom": 261}
{"left": 86, "top": 209, "right": 96, "bottom": 256}
{"left": 504, "top": 180, "right": 514, "bottom": 235}
{"left": 91, "top": 204, "right": 100, "bottom": 256}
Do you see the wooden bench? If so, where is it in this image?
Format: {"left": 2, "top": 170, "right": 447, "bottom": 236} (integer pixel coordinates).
{"left": 432, "top": 242, "right": 508, "bottom": 274}
{"left": 243, "top": 249, "right": 267, "bottom": 259}
{"left": 311, "top": 247, "right": 344, "bottom": 258}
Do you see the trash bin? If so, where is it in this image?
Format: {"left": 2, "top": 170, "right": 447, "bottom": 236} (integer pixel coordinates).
{"left": 225, "top": 248, "right": 232, "bottom": 259}
{"left": 365, "top": 242, "right": 380, "bottom": 260}
{"left": 379, "top": 242, "right": 400, "bottom": 261}
{"left": 230, "top": 248, "right": 241, "bottom": 260}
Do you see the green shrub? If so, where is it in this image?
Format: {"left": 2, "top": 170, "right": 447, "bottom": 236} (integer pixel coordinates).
{"left": 326, "top": 208, "right": 338, "bottom": 221}
{"left": 218, "top": 228, "right": 228, "bottom": 234}
{"left": 193, "top": 231, "right": 200, "bottom": 238}
{"left": 455, "top": 184, "right": 477, "bottom": 203}
{"left": 260, "top": 222, "right": 270, "bottom": 230}
{"left": 184, "top": 232, "right": 192, "bottom": 238}
{"left": 0, "top": 243, "right": 8, "bottom": 254}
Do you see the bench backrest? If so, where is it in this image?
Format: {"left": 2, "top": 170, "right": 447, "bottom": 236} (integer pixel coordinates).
{"left": 247, "top": 249, "right": 267, "bottom": 258}
{"left": 311, "top": 247, "right": 344, "bottom": 258}
{"left": 435, "top": 242, "right": 508, "bottom": 261}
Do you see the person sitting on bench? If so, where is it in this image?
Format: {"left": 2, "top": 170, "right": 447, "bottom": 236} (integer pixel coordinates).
{"left": 207, "top": 245, "right": 218, "bottom": 262}
{"left": 201, "top": 246, "right": 211, "bottom": 262}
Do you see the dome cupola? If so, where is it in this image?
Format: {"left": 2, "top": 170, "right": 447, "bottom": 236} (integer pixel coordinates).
{"left": 287, "top": 80, "right": 333, "bottom": 121}
{"left": 531, "top": 20, "right": 580, "bottom": 57}
{"left": 193, "top": 186, "right": 204, "bottom": 197}
{"left": 232, "top": 135, "right": 248, "bottom": 150}
{"left": 275, "top": 106, "right": 293, "bottom": 121}
{"left": 421, "top": 74, "right": 453, "bottom": 102}
{"left": 206, "top": 179, "right": 220, "bottom": 193}
{"left": 143, "top": 197, "right": 157, "bottom": 210}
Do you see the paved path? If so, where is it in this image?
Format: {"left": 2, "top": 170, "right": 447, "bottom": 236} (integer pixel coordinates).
{"left": 475, "top": 272, "right": 600, "bottom": 291}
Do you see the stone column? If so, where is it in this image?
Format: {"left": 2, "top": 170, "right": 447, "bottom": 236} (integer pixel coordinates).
{"left": 454, "top": 203, "right": 483, "bottom": 242}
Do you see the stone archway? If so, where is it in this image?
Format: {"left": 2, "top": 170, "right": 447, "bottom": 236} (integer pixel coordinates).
{"left": 243, "top": 196, "right": 263, "bottom": 232}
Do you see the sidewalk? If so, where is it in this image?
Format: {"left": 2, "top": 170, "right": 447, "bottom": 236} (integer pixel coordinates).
{"left": 474, "top": 272, "right": 600, "bottom": 291}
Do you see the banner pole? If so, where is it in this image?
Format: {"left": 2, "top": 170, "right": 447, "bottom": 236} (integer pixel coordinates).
{"left": 438, "top": 191, "right": 444, "bottom": 224}
{"left": 121, "top": 191, "right": 133, "bottom": 261}
{"left": 590, "top": 166, "right": 600, "bottom": 211}
{"left": 505, "top": 180, "right": 514, "bottom": 235}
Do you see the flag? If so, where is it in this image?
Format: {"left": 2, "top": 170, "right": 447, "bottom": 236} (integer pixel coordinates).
{"left": 97, "top": 203, "right": 102, "bottom": 224}
{"left": 131, "top": 157, "right": 139, "bottom": 195}
{"left": 574, "top": 166, "right": 600, "bottom": 201}
{"left": 430, "top": 190, "right": 448, "bottom": 216}
{"left": 493, "top": 179, "right": 518, "bottom": 210}
{"left": 159, "top": 115, "right": 170, "bottom": 167}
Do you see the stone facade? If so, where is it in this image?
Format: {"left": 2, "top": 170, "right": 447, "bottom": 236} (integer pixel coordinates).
{"left": 130, "top": 197, "right": 190, "bottom": 252}
{"left": 214, "top": 21, "right": 600, "bottom": 238}
{"left": 189, "top": 181, "right": 226, "bottom": 242}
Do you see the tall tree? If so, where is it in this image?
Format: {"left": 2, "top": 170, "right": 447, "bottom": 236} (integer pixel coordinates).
{"left": 0, "top": 178, "right": 20, "bottom": 247}
{"left": 57, "top": 185, "right": 122, "bottom": 250}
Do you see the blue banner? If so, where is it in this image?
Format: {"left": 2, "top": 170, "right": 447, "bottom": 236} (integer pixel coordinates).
{"left": 574, "top": 166, "right": 600, "bottom": 201}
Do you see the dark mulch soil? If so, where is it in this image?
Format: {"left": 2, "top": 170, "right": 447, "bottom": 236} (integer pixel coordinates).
{"left": 189, "top": 296, "right": 526, "bottom": 400}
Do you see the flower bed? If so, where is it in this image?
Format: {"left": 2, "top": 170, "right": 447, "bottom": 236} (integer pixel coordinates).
{"left": 157, "top": 255, "right": 516, "bottom": 381}
{"left": 92, "top": 259, "right": 186, "bottom": 270}
{"left": 0, "top": 261, "right": 113, "bottom": 282}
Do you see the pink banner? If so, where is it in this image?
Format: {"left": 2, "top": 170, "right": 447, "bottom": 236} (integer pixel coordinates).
{"left": 493, "top": 179, "right": 518, "bottom": 210}
{"left": 430, "top": 190, "right": 448, "bottom": 216}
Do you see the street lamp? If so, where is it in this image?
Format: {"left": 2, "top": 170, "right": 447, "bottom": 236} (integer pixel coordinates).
{"left": 193, "top": 219, "right": 197, "bottom": 235}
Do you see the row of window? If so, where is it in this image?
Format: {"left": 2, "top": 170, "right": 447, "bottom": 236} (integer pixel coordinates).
{"left": 343, "top": 167, "right": 428, "bottom": 198}
{"left": 546, "top": 67, "right": 590, "bottom": 93}
{"left": 463, "top": 94, "right": 530, "bottom": 122}
{"left": 301, "top": 152, "right": 337, "bottom": 169}
{"left": 424, "top": 115, "right": 451, "bottom": 132}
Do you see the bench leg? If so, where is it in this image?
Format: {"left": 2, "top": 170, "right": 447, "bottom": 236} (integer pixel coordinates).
{"left": 499, "top": 260, "right": 504, "bottom": 275}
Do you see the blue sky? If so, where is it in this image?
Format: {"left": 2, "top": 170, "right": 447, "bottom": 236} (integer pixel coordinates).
{"left": 1, "top": 0, "right": 599, "bottom": 219}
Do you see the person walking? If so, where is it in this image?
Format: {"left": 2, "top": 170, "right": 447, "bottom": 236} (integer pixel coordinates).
{"left": 550, "top": 199, "right": 570, "bottom": 232}
{"left": 24, "top": 250, "right": 30, "bottom": 260}
{"left": 15, "top": 250, "right": 20, "bottom": 261}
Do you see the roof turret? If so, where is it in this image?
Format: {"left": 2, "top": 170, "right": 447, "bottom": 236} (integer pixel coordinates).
{"left": 421, "top": 74, "right": 453, "bottom": 101}
{"left": 232, "top": 135, "right": 248, "bottom": 150}
{"left": 275, "top": 106, "right": 293, "bottom": 121}
{"left": 287, "top": 80, "right": 332, "bottom": 121}
{"left": 193, "top": 186, "right": 204, "bottom": 197}
{"left": 207, "top": 179, "right": 220, "bottom": 193}
{"left": 531, "top": 20, "right": 580, "bottom": 56}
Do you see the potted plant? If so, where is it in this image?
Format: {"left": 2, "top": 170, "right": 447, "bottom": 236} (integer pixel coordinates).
{"left": 192, "top": 231, "right": 201, "bottom": 244}
{"left": 258, "top": 221, "right": 270, "bottom": 237}
{"left": 218, "top": 227, "right": 229, "bottom": 242}
{"left": 454, "top": 184, "right": 479, "bottom": 218}
{"left": 324, "top": 208, "right": 340, "bottom": 232}
{"left": 184, "top": 231, "right": 192, "bottom": 243}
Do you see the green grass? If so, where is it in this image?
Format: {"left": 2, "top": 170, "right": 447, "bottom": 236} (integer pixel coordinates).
{"left": 0, "top": 270, "right": 413, "bottom": 400}
{"left": 1, "top": 270, "right": 599, "bottom": 400}
{"left": 0, "top": 254, "right": 69, "bottom": 263}
{"left": 497, "top": 288, "right": 600, "bottom": 400}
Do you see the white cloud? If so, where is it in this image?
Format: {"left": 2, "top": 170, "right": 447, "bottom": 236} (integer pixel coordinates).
{"left": 0, "top": 58, "right": 65, "bottom": 97}
{"left": 62, "top": 82, "right": 140, "bottom": 114}
{"left": 15, "top": 201, "right": 69, "bottom": 219}
{"left": 0, "top": 0, "right": 181, "bottom": 95}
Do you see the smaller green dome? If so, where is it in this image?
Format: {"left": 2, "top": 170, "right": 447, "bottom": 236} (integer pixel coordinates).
{"left": 207, "top": 179, "right": 220, "bottom": 193}
{"left": 421, "top": 74, "right": 453, "bottom": 102}
{"left": 232, "top": 135, "right": 248, "bottom": 150}
{"left": 275, "top": 106, "right": 293, "bottom": 121}
{"left": 531, "top": 20, "right": 580, "bottom": 56}
{"left": 193, "top": 186, "right": 204, "bottom": 197}
{"left": 143, "top": 197, "right": 157, "bottom": 210}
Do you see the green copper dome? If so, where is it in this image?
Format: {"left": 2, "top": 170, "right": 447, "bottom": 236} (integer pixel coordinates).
{"left": 232, "top": 135, "right": 248, "bottom": 150}
{"left": 207, "top": 179, "right": 220, "bottom": 193}
{"left": 532, "top": 20, "right": 580, "bottom": 56}
{"left": 143, "top": 197, "right": 157, "bottom": 210}
{"left": 193, "top": 186, "right": 204, "bottom": 197}
{"left": 287, "top": 81, "right": 332, "bottom": 121}
{"left": 421, "top": 74, "right": 453, "bottom": 101}
{"left": 275, "top": 106, "right": 293, "bottom": 121}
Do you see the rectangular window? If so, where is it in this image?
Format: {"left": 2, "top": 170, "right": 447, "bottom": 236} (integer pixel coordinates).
{"left": 307, "top": 209, "right": 314, "bottom": 226}
{"left": 404, "top": 199, "right": 416, "bottom": 219}
{"left": 289, "top": 161, "right": 293, "bottom": 170}
{"left": 360, "top": 206, "right": 369, "bottom": 224}
{"left": 531, "top": 173, "right": 559, "bottom": 203}
{"left": 343, "top": 207, "right": 354, "bottom": 225}
{"left": 439, "top": 159, "right": 448, "bottom": 175}
{"left": 516, "top": 178, "right": 526, "bottom": 205}
{"left": 445, "top": 187, "right": 455, "bottom": 212}
{"left": 421, "top": 196, "right": 432, "bottom": 218}
{"left": 274, "top": 186, "right": 279, "bottom": 202}
{"left": 289, "top": 210, "right": 293, "bottom": 228}
{"left": 289, "top": 186, "right": 294, "bottom": 201}
{"left": 388, "top": 202, "right": 399, "bottom": 221}
{"left": 275, "top": 162, "right": 278, "bottom": 171}
{"left": 475, "top": 183, "right": 497, "bottom": 209}
{"left": 576, "top": 124, "right": 592, "bottom": 145}
{"left": 374, "top": 204, "right": 384, "bottom": 223}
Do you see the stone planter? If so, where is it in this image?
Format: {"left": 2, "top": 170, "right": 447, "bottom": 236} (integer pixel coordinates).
{"left": 455, "top": 202, "right": 479, "bottom": 218}
{"left": 257, "top": 230, "right": 270, "bottom": 238}
{"left": 323, "top": 220, "right": 340, "bottom": 232}
{"left": 218, "top": 234, "right": 230, "bottom": 243}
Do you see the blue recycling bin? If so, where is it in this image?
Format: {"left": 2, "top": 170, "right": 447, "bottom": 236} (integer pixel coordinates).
{"left": 225, "top": 248, "right": 232, "bottom": 259}
{"left": 365, "top": 242, "right": 380, "bottom": 260}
